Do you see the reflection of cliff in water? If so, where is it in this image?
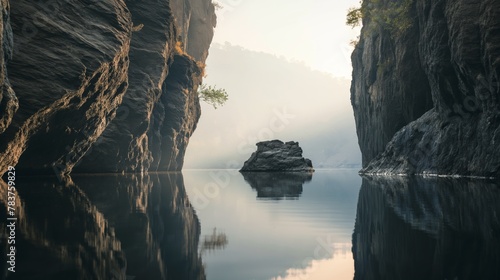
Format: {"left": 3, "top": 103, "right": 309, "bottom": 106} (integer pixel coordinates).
{"left": 241, "top": 172, "right": 312, "bottom": 200}
{"left": 200, "top": 227, "right": 228, "bottom": 255}
{"left": 0, "top": 173, "right": 205, "bottom": 280}
{"left": 353, "top": 176, "right": 500, "bottom": 280}
{"left": 0, "top": 177, "right": 125, "bottom": 280}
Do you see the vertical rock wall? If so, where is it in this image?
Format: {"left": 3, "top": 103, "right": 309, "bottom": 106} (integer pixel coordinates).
{"left": 171, "top": 0, "right": 217, "bottom": 62}
{"left": 350, "top": 0, "right": 433, "bottom": 167}
{"left": 0, "top": 0, "right": 132, "bottom": 176}
{"left": 0, "top": 0, "right": 16, "bottom": 134}
{"left": 77, "top": 0, "right": 216, "bottom": 173}
{"left": 0, "top": 0, "right": 217, "bottom": 176}
{"left": 351, "top": 0, "right": 500, "bottom": 176}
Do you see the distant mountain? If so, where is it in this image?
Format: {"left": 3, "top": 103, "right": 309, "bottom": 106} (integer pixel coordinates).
{"left": 184, "top": 43, "right": 361, "bottom": 169}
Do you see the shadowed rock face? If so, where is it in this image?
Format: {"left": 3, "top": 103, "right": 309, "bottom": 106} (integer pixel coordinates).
{"left": 0, "top": 0, "right": 132, "bottom": 176}
{"left": 352, "top": 0, "right": 500, "bottom": 176}
{"left": 353, "top": 176, "right": 500, "bottom": 280}
{"left": 241, "top": 172, "right": 312, "bottom": 199}
{"left": 0, "top": 0, "right": 216, "bottom": 176}
{"left": 240, "top": 140, "right": 315, "bottom": 172}
{"left": 0, "top": 1, "right": 16, "bottom": 134}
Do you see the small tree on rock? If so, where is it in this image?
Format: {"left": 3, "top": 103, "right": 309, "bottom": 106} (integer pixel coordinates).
{"left": 198, "top": 84, "right": 228, "bottom": 109}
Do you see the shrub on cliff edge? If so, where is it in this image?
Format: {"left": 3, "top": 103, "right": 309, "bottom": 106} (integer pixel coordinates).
{"left": 347, "top": 0, "right": 413, "bottom": 37}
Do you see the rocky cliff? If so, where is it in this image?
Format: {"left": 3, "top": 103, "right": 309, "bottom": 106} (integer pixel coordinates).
{"left": 351, "top": 0, "right": 500, "bottom": 177}
{"left": 0, "top": 0, "right": 16, "bottom": 135}
{"left": 0, "top": 0, "right": 216, "bottom": 176}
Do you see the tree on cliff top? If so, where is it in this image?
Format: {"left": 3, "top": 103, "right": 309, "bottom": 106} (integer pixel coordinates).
{"left": 346, "top": 0, "right": 413, "bottom": 37}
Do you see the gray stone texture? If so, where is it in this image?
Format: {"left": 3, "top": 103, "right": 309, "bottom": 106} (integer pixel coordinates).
{"left": 352, "top": 0, "right": 500, "bottom": 177}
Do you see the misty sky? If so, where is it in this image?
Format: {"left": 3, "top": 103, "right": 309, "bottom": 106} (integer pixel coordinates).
{"left": 184, "top": 0, "right": 362, "bottom": 169}
{"left": 212, "top": 0, "right": 360, "bottom": 77}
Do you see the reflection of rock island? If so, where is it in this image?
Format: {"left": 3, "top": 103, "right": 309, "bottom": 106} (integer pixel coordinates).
{"left": 0, "top": 173, "right": 206, "bottom": 280}
{"left": 353, "top": 176, "right": 500, "bottom": 280}
{"left": 241, "top": 172, "right": 312, "bottom": 200}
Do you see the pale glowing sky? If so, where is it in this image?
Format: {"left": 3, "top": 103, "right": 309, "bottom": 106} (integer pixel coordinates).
{"left": 213, "top": 0, "right": 360, "bottom": 77}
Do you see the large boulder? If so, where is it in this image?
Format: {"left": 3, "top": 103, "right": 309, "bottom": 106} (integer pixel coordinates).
{"left": 240, "top": 140, "right": 314, "bottom": 172}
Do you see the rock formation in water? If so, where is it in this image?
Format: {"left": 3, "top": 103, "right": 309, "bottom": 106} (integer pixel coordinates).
{"left": 0, "top": 0, "right": 216, "bottom": 176}
{"left": 240, "top": 140, "right": 314, "bottom": 172}
{"left": 351, "top": 0, "right": 500, "bottom": 177}
{"left": 353, "top": 176, "right": 500, "bottom": 279}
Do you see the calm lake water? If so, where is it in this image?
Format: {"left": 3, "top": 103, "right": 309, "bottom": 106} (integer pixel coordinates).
{"left": 1, "top": 169, "right": 499, "bottom": 280}
{"left": 183, "top": 169, "right": 360, "bottom": 280}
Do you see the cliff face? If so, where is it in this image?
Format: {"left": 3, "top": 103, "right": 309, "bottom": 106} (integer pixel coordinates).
{"left": 0, "top": 0, "right": 131, "bottom": 175}
{"left": 0, "top": 0, "right": 216, "bottom": 175}
{"left": 170, "top": 0, "right": 217, "bottom": 62}
{"left": 0, "top": 1, "right": 16, "bottom": 134}
{"left": 351, "top": 0, "right": 500, "bottom": 176}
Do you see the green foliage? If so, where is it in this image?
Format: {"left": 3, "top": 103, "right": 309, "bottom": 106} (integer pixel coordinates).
{"left": 198, "top": 84, "right": 228, "bottom": 109}
{"left": 346, "top": 0, "right": 413, "bottom": 37}
{"left": 378, "top": 0, "right": 413, "bottom": 37}
{"left": 346, "top": 6, "right": 363, "bottom": 28}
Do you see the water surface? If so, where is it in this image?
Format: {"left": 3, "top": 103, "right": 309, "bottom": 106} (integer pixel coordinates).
{"left": 183, "top": 169, "right": 361, "bottom": 280}
{"left": 1, "top": 169, "right": 499, "bottom": 280}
